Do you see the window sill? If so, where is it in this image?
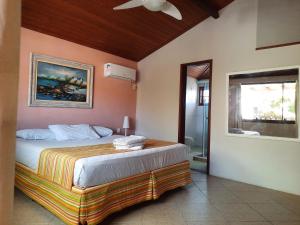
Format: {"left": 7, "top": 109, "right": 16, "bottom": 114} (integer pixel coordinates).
{"left": 241, "top": 119, "right": 296, "bottom": 125}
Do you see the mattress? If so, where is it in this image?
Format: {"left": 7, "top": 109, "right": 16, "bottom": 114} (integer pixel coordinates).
{"left": 16, "top": 135, "right": 188, "bottom": 188}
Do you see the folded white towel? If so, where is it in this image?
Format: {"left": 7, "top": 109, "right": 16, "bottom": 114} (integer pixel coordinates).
{"left": 113, "top": 142, "right": 144, "bottom": 148}
{"left": 115, "top": 145, "right": 144, "bottom": 151}
{"left": 113, "top": 135, "right": 146, "bottom": 145}
{"left": 129, "top": 146, "right": 143, "bottom": 151}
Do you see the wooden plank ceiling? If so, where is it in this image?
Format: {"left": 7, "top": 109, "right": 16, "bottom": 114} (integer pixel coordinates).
{"left": 187, "top": 64, "right": 210, "bottom": 79}
{"left": 22, "top": 0, "right": 233, "bottom": 61}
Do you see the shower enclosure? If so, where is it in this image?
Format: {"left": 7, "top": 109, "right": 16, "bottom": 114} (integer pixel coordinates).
{"left": 185, "top": 77, "right": 209, "bottom": 171}
{"left": 197, "top": 79, "right": 209, "bottom": 158}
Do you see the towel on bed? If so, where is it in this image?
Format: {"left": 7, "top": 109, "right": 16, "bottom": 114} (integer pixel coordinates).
{"left": 115, "top": 144, "right": 144, "bottom": 150}
{"left": 113, "top": 142, "right": 144, "bottom": 148}
{"left": 113, "top": 135, "right": 146, "bottom": 145}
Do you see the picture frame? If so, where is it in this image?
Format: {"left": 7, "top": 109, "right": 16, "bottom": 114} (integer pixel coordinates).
{"left": 29, "top": 53, "right": 94, "bottom": 108}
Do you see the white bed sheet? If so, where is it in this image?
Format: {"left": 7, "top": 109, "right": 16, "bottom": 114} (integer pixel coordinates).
{"left": 16, "top": 135, "right": 188, "bottom": 188}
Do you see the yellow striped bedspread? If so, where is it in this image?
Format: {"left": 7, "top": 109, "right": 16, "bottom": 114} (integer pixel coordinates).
{"left": 37, "top": 139, "right": 175, "bottom": 190}
{"left": 16, "top": 160, "right": 192, "bottom": 225}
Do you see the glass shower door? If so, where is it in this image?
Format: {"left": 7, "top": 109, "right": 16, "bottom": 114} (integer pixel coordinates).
{"left": 185, "top": 78, "right": 209, "bottom": 172}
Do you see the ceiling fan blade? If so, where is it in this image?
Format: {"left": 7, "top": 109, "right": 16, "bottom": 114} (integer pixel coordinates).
{"left": 161, "top": 1, "right": 182, "bottom": 20}
{"left": 113, "top": 0, "right": 143, "bottom": 10}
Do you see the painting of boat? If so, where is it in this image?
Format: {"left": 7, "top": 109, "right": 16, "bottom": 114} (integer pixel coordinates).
{"left": 29, "top": 54, "right": 94, "bottom": 108}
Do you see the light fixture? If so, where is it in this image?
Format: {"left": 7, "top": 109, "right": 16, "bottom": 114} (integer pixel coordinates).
{"left": 123, "top": 116, "right": 130, "bottom": 136}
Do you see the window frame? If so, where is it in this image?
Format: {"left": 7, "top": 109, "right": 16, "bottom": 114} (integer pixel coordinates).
{"left": 226, "top": 66, "right": 300, "bottom": 142}
{"left": 198, "top": 86, "right": 204, "bottom": 106}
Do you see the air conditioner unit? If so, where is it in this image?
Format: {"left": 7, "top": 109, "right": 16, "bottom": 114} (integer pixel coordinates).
{"left": 104, "top": 63, "right": 136, "bottom": 81}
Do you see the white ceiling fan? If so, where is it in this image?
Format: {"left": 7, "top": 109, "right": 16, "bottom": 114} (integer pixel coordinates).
{"left": 113, "top": 0, "right": 183, "bottom": 20}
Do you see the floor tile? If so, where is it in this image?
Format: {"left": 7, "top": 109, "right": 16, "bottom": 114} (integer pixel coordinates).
{"left": 249, "top": 202, "right": 300, "bottom": 222}
{"left": 191, "top": 172, "right": 208, "bottom": 182}
{"left": 180, "top": 203, "right": 226, "bottom": 222}
{"left": 229, "top": 222, "right": 272, "bottom": 225}
{"left": 194, "top": 180, "right": 227, "bottom": 192}
{"left": 222, "top": 181, "right": 265, "bottom": 192}
{"left": 249, "top": 202, "right": 292, "bottom": 215}
{"left": 271, "top": 222, "right": 300, "bottom": 225}
{"left": 187, "top": 222, "right": 230, "bottom": 225}
{"left": 213, "top": 203, "right": 266, "bottom": 222}
{"left": 204, "top": 190, "right": 242, "bottom": 204}
{"left": 234, "top": 191, "right": 274, "bottom": 203}
{"left": 13, "top": 172, "right": 300, "bottom": 225}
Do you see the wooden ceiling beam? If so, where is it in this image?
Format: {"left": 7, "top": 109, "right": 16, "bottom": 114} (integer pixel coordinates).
{"left": 196, "top": 0, "right": 220, "bottom": 19}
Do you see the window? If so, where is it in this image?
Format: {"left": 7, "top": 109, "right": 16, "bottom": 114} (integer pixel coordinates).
{"left": 228, "top": 67, "right": 299, "bottom": 139}
{"left": 198, "top": 86, "right": 209, "bottom": 106}
{"left": 198, "top": 87, "right": 204, "bottom": 106}
{"left": 241, "top": 82, "right": 296, "bottom": 122}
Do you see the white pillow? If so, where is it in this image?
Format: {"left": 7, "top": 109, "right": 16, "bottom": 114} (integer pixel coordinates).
{"left": 49, "top": 124, "right": 100, "bottom": 141}
{"left": 16, "top": 129, "right": 56, "bottom": 140}
{"left": 93, "top": 126, "right": 113, "bottom": 137}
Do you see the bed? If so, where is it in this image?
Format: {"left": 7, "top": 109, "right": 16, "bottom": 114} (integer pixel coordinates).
{"left": 15, "top": 135, "right": 192, "bottom": 225}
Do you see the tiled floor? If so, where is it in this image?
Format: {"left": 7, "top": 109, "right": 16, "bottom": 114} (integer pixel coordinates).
{"left": 14, "top": 171, "right": 300, "bottom": 225}
{"left": 189, "top": 146, "right": 207, "bottom": 172}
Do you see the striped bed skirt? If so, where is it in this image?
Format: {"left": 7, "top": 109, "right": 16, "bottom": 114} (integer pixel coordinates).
{"left": 15, "top": 161, "right": 192, "bottom": 225}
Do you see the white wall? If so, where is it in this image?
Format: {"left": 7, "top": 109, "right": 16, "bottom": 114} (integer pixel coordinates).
{"left": 257, "top": 0, "right": 300, "bottom": 48}
{"left": 136, "top": 0, "right": 300, "bottom": 195}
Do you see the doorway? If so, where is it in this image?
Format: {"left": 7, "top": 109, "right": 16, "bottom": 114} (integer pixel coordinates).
{"left": 178, "top": 60, "right": 212, "bottom": 174}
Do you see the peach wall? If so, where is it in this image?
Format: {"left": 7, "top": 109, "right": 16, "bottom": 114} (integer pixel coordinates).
{"left": 17, "top": 28, "right": 137, "bottom": 130}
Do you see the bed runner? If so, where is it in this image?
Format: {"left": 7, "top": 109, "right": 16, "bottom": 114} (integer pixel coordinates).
{"left": 37, "top": 139, "right": 175, "bottom": 190}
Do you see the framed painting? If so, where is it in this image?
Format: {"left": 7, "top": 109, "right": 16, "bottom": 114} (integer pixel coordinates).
{"left": 29, "top": 54, "right": 94, "bottom": 108}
